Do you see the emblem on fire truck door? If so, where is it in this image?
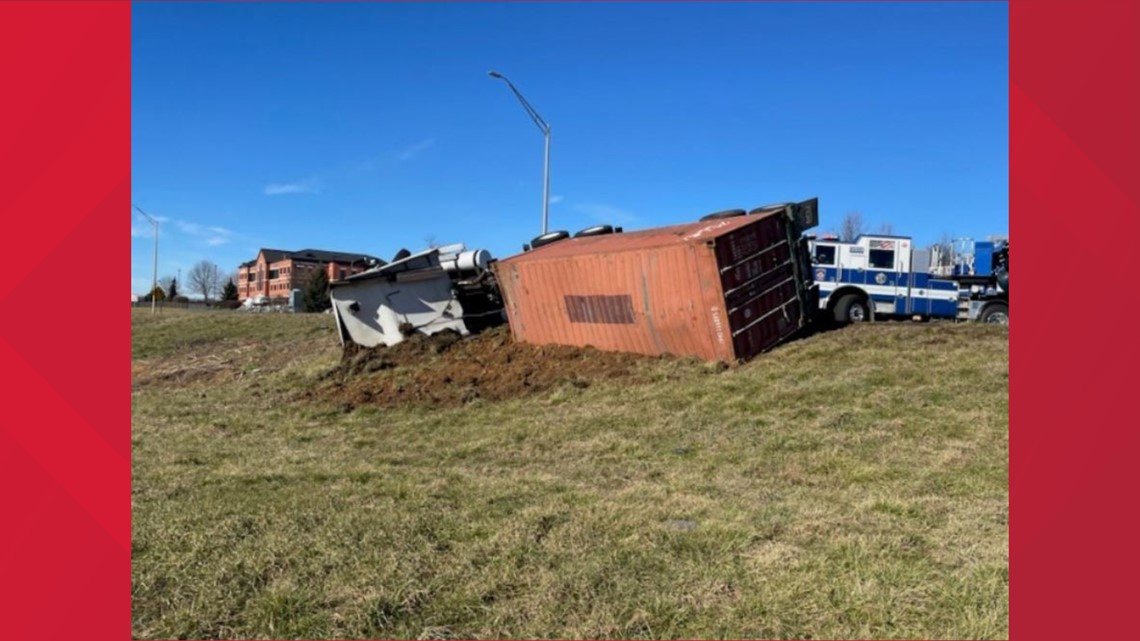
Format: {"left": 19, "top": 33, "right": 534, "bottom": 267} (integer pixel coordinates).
{"left": 875, "top": 272, "right": 887, "bottom": 285}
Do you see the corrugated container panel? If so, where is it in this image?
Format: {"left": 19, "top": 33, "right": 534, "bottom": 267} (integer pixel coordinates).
{"left": 492, "top": 211, "right": 816, "bottom": 362}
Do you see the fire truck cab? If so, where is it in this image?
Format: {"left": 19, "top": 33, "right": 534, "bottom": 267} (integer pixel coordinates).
{"left": 808, "top": 234, "right": 962, "bottom": 323}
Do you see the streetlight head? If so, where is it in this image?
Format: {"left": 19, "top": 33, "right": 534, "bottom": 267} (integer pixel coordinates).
{"left": 488, "top": 70, "right": 503, "bottom": 79}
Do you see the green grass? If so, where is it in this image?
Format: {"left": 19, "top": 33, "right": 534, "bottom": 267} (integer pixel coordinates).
{"left": 131, "top": 309, "right": 1008, "bottom": 640}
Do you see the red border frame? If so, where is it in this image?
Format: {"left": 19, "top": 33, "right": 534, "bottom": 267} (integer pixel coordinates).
{"left": 1010, "top": 0, "right": 1140, "bottom": 638}
{"left": 1, "top": 1, "right": 1135, "bottom": 639}
{"left": 1, "top": 2, "right": 131, "bottom": 640}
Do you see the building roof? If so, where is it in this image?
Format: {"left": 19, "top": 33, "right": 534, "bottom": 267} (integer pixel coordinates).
{"left": 259, "top": 248, "right": 293, "bottom": 263}
{"left": 290, "top": 248, "right": 383, "bottom": 264}
{"left": 241, "top": 248, "right": 385, "bottom": 268}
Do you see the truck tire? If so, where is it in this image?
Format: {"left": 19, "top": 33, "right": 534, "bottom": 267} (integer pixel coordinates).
{"left": 699, "top": 208, "right": 746, "bottom": 221}
{"left": 748, "top": 202, "right": 792, "bottom": 216}
{"left": 979, "top": 302, "right": 1009, "bottom": 325}
{"left": 834, "top": 294, "right": 871, "bottom": 323}
{"left": 574, "top": 224, "right": 614, "bottom": 238}
{"left": 530, "top": 230, "right": 570, "bottom": 249}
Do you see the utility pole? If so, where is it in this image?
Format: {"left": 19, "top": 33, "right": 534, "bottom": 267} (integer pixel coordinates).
{"left": 133, "top": 203, "right": 160, "bottom": 314}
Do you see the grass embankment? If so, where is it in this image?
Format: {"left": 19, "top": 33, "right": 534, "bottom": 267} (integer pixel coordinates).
{"left": 131, "top": 309, "right": 1008, "bottom": 640}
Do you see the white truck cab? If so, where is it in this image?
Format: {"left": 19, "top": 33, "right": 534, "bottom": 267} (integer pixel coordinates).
{"left": 808, "top": 234, "right": 960, "bottom": 322}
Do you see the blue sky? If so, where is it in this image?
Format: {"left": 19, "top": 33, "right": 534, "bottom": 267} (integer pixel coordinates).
{"left": 131, "top": 1, "right": 1008, "bottom": 294}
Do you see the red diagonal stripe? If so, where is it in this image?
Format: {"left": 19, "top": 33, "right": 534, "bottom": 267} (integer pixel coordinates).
{"left": 0, "top": 177, "right": 131, "bottom": 458}
{"left": 1011, "top": 0, "right": 1140, "bottom": 208}
{"left": 1011, "top": 79, "right": 1139, "bottom": 543}
{"left": 0, "top": 3, "right": 128, "bottom": 301}
{"left": 0, "top": 337, "right": 129, "bottom": 551}
{"left": 0, "top": 429, "right": 124, "bottom": 641}
{"left": 1010, "top": 2, "right": 1140, "bottom": 638}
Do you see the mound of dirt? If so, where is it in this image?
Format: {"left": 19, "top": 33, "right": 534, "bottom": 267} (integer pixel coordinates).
{"left": 310, "top": 326, "right": 702, "bottom": 409}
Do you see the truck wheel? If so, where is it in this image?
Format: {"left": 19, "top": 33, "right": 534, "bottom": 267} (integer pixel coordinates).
{"left": 699, "top": 209, "right": 746, "bottom": 222}
{"left": 834, "top": 295, "right": 871, "bottom": 323}
{"left": 748, "top": 202, "right": 793, "bottom": 216}
{"left": 574, "top": 224, "right": 614, "bottom": 238}
{"left": 530, "top": 230, "right": 570, "bottom": 249}
{"left": 979, "top": 302, "right": 1009, "bottom": 325}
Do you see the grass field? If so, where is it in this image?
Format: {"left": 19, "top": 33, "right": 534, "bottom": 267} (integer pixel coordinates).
{"left": 131, "top": 309, "right": 1008, "bottom": 640}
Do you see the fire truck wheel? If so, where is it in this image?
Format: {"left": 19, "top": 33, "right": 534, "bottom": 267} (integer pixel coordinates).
{"left": 835, "top": 295, "right": 870, "bottom": 323}
{"left": 979, "top": 302, "right": 1009, "bottom": 325}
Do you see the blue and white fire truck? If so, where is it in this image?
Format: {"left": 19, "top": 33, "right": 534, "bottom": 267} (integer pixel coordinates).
{"left": 808, "top": 234, "right": 1009, "bottom": 325}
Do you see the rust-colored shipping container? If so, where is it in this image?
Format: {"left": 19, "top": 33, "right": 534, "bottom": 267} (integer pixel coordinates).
{"left": 491, "top": 203, "right": 821, "bottom": 362}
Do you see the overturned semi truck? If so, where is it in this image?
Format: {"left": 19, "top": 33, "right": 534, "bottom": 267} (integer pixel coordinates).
{"left": 328, "top": 244, "right": 506, "bottom": 348}
{"left": 329, "top": 198, "right": 821, "bottom": 363}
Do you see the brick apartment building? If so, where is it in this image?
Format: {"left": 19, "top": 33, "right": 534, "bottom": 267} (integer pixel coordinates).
{"left": 237, "top": 248, "right": 383, "bottom": 302}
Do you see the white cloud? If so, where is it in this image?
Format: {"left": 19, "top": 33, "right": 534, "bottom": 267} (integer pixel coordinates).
{"left": 175, "top": 220, "right": 203, "bottom": 235}
{"left": 572, "top": 203, "right": 639, "bottom": 225}
{"left": 397, "top": 138, "right": 436, "bottom": 161}
{"left": 134, "top": 215, "right": 237, "bottom": 247}
{"left": 264, "top": 177, "right": 322, "bottom": 195}
{"left": 549, "top": 195, "right": 564, "bottom": 204}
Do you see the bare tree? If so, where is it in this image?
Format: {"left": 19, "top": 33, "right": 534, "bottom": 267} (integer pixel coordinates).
{"left": 840, "top": 212, "right": 865, "bottom": 242}
{"left": 423, "top": 234, "right": 440, "bottom": 249}
{"left": 187, "top": 260, "right": 224, "bottom": 303}
{"left": 929, "top": 232, "right": 956, "bottom": 273}
{"left": 878, "top": 222, "right": 895, "bottom": 235}
{"left": 158, "top": 274, "right": 176, "bottom": 297}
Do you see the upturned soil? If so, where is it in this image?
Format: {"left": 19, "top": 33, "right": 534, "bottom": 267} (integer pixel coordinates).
{"left": 312, "top": 326, "right": 711, "bottom": 409}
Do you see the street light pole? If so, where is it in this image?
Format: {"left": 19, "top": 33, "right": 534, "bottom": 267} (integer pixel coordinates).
{"left": 488, "top": 70, "right": 552, "bottom": 235}
{"left": 133, "top": 204, "right": 160, "bottom": 315}
{"left": 542, "top": 126, "right": 550, "bottom": 235}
